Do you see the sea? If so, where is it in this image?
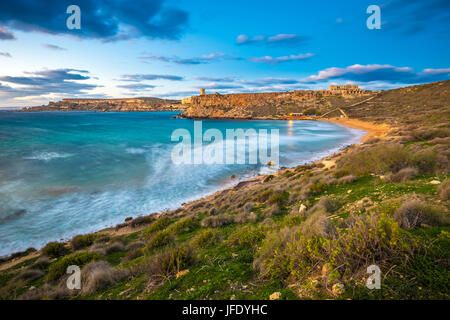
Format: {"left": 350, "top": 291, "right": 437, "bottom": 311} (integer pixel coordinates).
{"left": 0, "top": 111, "right": 365, "bottom": 256}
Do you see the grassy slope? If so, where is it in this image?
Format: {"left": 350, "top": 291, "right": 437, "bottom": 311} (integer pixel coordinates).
{"left": 0, "top": 80, "right": 449, "bottom": 300}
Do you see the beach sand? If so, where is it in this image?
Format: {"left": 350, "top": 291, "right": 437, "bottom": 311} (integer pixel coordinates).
{"left": 319, "top": 117, "right": 391, "bottom": 143}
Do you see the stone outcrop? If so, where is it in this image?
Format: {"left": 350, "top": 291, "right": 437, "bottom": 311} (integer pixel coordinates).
{"left": 182, "top": 88, "right": 373, "bottom": 119}
{"left": 21, "top": 97, "right": 183, "bottom": 112}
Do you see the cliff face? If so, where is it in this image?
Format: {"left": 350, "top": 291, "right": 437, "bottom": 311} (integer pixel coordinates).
{"left": 182, "top": 90, "right": 374, "bottom": 119}
{"left": 21, "top": 97, "right": 183, "bottom": 112}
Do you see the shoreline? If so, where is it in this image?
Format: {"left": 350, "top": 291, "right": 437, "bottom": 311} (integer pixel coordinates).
{"left": 0, "top": 117, "right": 391, "bottom": 268}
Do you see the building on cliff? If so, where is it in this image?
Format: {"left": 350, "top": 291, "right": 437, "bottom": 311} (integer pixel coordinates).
{"left": 328, "top": 84, "right": 364, "bottom": 95}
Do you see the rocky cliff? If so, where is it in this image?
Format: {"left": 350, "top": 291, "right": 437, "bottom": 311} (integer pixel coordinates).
{"left": 21, "top": 97, "right": 183, "bottom": 112}
{"left": 182, "top": 90, "right": 374, "bottom": 119}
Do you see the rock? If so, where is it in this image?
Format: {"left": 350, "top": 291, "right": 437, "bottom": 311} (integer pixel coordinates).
{"left": 269, "top": 292, "right": 282, "bottom": 300}
{"left": 347, "top": 190, "right": 353, "bottom": 194}
{"left": 230, "top": 294, "right": 236, "bottom": 300}
{"left": 298, "top": 204, "right": 307, "bottom": 215}
{"left": 429, "top": 180, "right": 441, "bottom": 185}
{"left": 176, "top": 269, "right": 190, "bottom": 279}
{"left": 125, "top": 217, "right": 133, "bottom": 222}
{"left": 231, "top": 253, "right": 238, "bottom": 258}
{"left": 332, "top": 283, "right": 345, "bottom": 295}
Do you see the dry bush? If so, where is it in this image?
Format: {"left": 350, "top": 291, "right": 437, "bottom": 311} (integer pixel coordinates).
{"left": 89, "top": 242, "right": 107, "bottom": 255}
{"left": 234, "top": 212, "right": 257, "bottom": 224}
{"left": 412, "top": 148, "right": 438, "bottom": 174}
{"left": 33, "top": 256, "right": 51, "bottom": 270}
{"left": 338, "top": 143, "right": 412, "bottom": 176}
{"left": 264, "top": 204, "right": 282, "bottom": 217}
{"left": 338, "top": 174, "right": 356, "bottom": 185}
{"left": 309, "top": 196, "right": 339, "bottom": 214}
{"left": 243, "top": 202, "right": 254, "bottom": 213}
{"left": 385, "top": 167, "right": 418, "bottom": 183}
{"left": 130, "top": 215, "right": 155, "bottom": 228}
{"left": 80, "top": 261, "right": 128, "bottom": 295}
{"left": 201, "top": 214, "right": 233, "bottom": 227}
{"left": 145, "top": 245, "right": 196, "bottom": 277}
{"left": 438, "top": 179, "right": 450, "bottom": 200}
{"left": 394, "top": 200, "right": 449, "bottom": 229}
{"left": 299, "top": 210, "right": 336, "bottom": 238}
{"left": 208, "top": 207, "right": 218, "bottom": 215}
{"left": 125, "top": 241, "right": 145, "bottom": 251}
{"left": 16, "top": 269, "right": 44, "bottom": 282}
{"left": 123, "top": 248, "right": 144, "bottom": 262}
{"left": 105, "top": 241, "right": 124, "bottom": 254}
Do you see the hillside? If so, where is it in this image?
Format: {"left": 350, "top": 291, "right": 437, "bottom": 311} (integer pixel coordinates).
{"left": 0, "top": 80, "right": 449, "bottom": 300}
{"left": 21, "top": 97, "right": 183, "bottom": 112}
{"left": 182, "top": 89, "right": 376, "bottom": 119}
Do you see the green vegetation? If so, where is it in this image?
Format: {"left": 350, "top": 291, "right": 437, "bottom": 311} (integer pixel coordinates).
{"left": 0, "top": 80, "right": 448, "bottom": 300}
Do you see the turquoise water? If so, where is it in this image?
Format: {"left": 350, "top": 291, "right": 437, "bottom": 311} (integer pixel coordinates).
{"left": 0, "top": 111, "right": 364, "bottom": 256}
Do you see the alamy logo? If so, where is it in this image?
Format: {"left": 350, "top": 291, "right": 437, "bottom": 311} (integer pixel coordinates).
{"left": 366, "top": 5, "right": 381, "bottom": 29}
{"left": 171, "top": 121, "right": 279, "bottom": 165}
{"left": 66, "top": 265, "right": 81, "bottom": 290}
{"left": 66, "top": 5, "right": 81, "bottom": 30}
{"left": 366, "top": 264, "right": 381, "bottom": 289}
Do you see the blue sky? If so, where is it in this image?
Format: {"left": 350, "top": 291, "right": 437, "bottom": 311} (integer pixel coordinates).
{"left": 0, "top": 0, "right": 449, "bottom": 108}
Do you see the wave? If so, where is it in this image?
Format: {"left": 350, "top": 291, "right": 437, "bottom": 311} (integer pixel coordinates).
{"left": 24, "top": 152, "right": 72, "bottom": 162}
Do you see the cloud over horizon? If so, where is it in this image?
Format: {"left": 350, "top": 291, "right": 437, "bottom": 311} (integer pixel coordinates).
{"left": 0, "top": 0, "right": 189, "bottom": 41}
{"left": 236, "top": 33, "right": 308, "bottom": 47}
{"left": 249, "top": 53, "right": 314, "bottom": 65}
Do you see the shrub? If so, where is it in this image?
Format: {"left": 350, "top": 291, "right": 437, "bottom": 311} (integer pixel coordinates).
{"left": 228, "top": 225, "right": 266, "bottom": 247}
{"left": 201, "top": 214, "right": 233, "bottom": 227}
{"left": 123, "top": 248, "right": 144, "bottom": 262}
{"left": 146, "top": 245, "right": 196, "bottom": 276}
{"left": 255, "top": 213, "right": 412, "bottom": 282}
{"left": 309, "top": 182, "right": 327, "bottom": 195}
{"left": 146, "top": 230, "right": 174, "bottom": 252}
{"left": 243, "top": 202, "right": 254, "bottom": 213}
{"left": 234, "top": 212, "right": 257, "bottom": 224}
{"left": 438, "top": 179, "right": 450, "bottom": 200}
{"left": 385, "top": 167, "right": 418, "bottom": 183}
{"left": 33, "top": 256, "right": 51, "bottom": 270}
{"left": 105, "top": 241, "right": 124, "bottom": 254}
{"left": 338, "top": 174, "right": 356, "bottom": 184}
{"left": 143, "top": 217, "right": 171, "bottom": 237}
{"left": 42, "top": 242, "right": 68, "bottom": 259}
{"left": 80, "top": 261, "right": 128, "bottom": 295}
{"left": 71, "top": 234, "right": 96, "bottom": 250}
{"left": 338, "top": 143, "right": 411, "bottom": 176}
{"left": 269, "top": 192, "right": 289, "bottom": 205}
{"left": 191, "top": 229, "right": 221, "bottom": 248}
{"left": 310, "top": 196, "right": 339, "bottom": 214}
{"left": 16, "top": 269, "right": 44, "bottom": 282}
{"left": 167, "top": 216, "right": 199, "bottom": 234}
{"left": 47, "top": 252, "right": 100, "bottom": 282}
{"left": 412, "top": 148, "right": 437, "bottom": 174}
{"left": 125, "top": 241, "right": 145, "bottom": 251}
{"left": 130, "top": 215, "right": 155, "bottom": 228}
{"left": 299, "top": 210, "right": 336, "bottom": 238}
{"left": 394, "top": 200, "right": 449, "bottom": 229}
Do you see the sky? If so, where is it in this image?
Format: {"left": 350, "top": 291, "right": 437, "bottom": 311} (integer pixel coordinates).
{"left": 0, "top": 0, "right": 449, "bottom": 108}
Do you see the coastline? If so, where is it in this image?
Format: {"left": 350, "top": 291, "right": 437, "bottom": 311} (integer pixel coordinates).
{"left": 318, "top": 117, "right": 391, "bottom": 143}
{"left": 0, "top": 117, "right": 391, "bottom": 268}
